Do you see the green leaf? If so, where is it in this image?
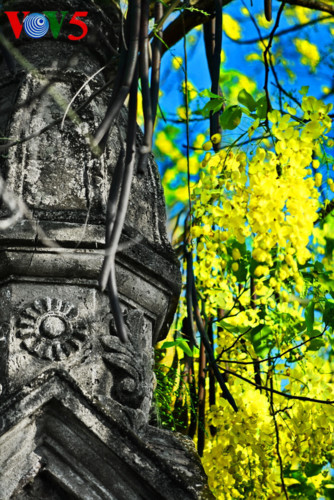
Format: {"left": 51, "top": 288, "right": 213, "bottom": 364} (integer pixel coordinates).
{"left": 295, "top": 320, "right": 306, "bottom": 333}
{"left": 305, "top": 463, "right": 325, "bottom": 477}
{"left": 249, "top": 325, "right": 273, "bottom": 358}
{"left": 237, "top": 106, "right": 258, "bottom": 119}
{"left": 218, "top": 320, "right": 250, "bottom": 334}
{"left": 304, "top": 301, "right": 314, "bottom": 334}
{"left": 255, "top": 96, "right": 268, "bottom": 119}
{"left": 323, "top": 300, "right": 334, "bottom": 327}
{"left": 307, "top": 337, "right": 325, "bottom": 351}
{"left": 290, "top": 470, "right": 307, "bottom": 484}
{"left": 201, "top": 98, "right": 225, "bottom": 116}
{"left": 160, "top": 340, "right": 178, "bottom": 350}
{"left": 238, "top": 89, "right": 257, "bottom": 112}
{"left": 220, "top": 105, "right": 242, "bottom": 130}
{"left": 200, "top": 89, "right": 221, "bottom": 99}
{"left": 176, "top": 339, "right": 194, "bottom": 357}
{"left": 160, "top": 339, "right": 193, "bottom": 357}
{"left": 324, "top": 482, "right": 334, "bottom": 500}
{"left": 325, "top": 236, "right": 334, "bottom": 261}
{"left": 234, "top": 259, "right": 248, "bottom": 282}
{"left": 314, "top": 261, "right": 324, "bottom": 274}
{"left": 250, "top": 257, "right": 260, "bottom": 274}
{"left": 299, "top": 85, "right": 309, "bottom": 95}
{"left": 287, "top": 481, "right": 317, "bottom": 500}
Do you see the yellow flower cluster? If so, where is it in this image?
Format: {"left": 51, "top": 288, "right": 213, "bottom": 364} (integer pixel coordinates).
{"left": 155, "top": 87, "right": 333, "bottom": 499}
{"left": 202, "top": 356, "right": 334, "bottom": 499}
{"left": 191, "top": 97, "right": 332, "bottom": 310}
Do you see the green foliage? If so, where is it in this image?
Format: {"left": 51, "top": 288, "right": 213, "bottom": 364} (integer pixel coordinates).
{"left": 220, "top": 105, "right": 242, "bottom": 130}
{"left": 160, "top": 338, "right": 194, "bottom": 357}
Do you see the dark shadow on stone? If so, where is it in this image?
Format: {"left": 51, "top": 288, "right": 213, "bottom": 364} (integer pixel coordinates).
{"left": 11, "top": 472, "right": 75, "bottom": 500}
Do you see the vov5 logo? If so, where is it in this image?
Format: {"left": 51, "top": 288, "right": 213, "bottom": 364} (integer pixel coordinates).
{"left": 4, "top": 11, "right": 88, "bottom": 40}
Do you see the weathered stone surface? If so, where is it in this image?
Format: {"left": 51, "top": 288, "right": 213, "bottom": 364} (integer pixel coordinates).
{"left": 0, "top": 372, "right": 214, "bottom": 499}
{"left": 0, "top": 1, "right": 213, "bottom": 498}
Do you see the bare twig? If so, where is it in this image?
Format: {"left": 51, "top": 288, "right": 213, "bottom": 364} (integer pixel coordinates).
{"left": 217, "top": 329, "right": 327, "bottom": 365}
{"left": 0, "top": 75, "right": 116, "bottom": 152}
{"left": 150, "top": 1, "right": 164, "bottom": 125}
{"left": 216, "top": 328, "right": 252, "bottom": 362}
{"left": 203, "top": 0, "right": 222, "bottom": 147}
{"left": 61, "top": 65, "right": 107, "bottom": 130}
{"left": 224, "top": 368, "right": 334, "bottom": 405}
{"left": 190, "top": 264, "right": 238, "bottom": 412}
{"left": 182, "top": 14, "right": 192, "bottom": 218}
{"left": 269, "top": 363, "right": 289, "bottom": 500}
{"left": 270, "top": 59, "right": 302, "bottom": 109}
{"left": 100, "top": 69, "right": 139, "bottom": 342}
{"left": 208, "top": 319, "right": 217, "bottom": 436}
{"left": 263, "top": 2, "right": 286, "bottom": 127}
{"left": 149, "top": 0, "right": 180, "bottom": 39}
{"left": 185, "top": 249, "right": 198, "bottom": 347}
{"left": 197, "top": 338, "right": 206, "bottom": 456}
{"left": 138, "top": 0, "right": 153, "bottom": 174}
{"left": 94, "top": 0, "right": 141, "bottom": 151}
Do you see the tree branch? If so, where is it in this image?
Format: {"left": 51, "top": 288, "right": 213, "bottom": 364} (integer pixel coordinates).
{"left": 160, "top": 0, "right": 334, "bottom": 57}
{"left": 217, "top": 329, "right": 326, "bottom": 365}
{"left": 161, "top": 0, "right": 234, "bottom": 56}
{"left": 190, "top": 263, "right": 238, "bottom": 412}
{"left": 224, "top": 368, "right": 334, "bottom": 405}
{"left": 138, "top": 0, "right": 153, "bottom": 174}
{"left": 269, "top": 365, "right": 289, "bottom": 500}
{"left": 100, "top": 68, "right": 139, "bottom": 342}
{"left": 263, "top": 2, "right": 286, "bottom": 125}
{"left": 279, "top": 0, "right": 334, "bottom": 15}
{"left": 226, "top": 14, "right": 333, "bottom": 45}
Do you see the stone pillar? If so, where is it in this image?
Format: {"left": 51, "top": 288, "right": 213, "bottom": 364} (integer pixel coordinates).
{"left": 0, "top": 1, "right": 213, "bottom": 499}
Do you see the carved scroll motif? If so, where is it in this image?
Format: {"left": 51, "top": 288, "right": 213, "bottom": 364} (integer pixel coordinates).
{"left": 100, "top": 308, "right": 154, "bottom": 410}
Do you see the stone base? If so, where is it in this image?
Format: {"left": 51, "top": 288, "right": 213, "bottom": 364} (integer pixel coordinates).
{"left": 0, "top": 371, "right": 214, "bottom": 500}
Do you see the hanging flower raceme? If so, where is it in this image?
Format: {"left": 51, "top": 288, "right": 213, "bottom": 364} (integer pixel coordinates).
{"left": 191, "top": 97, "right": 332, "bottom": 314}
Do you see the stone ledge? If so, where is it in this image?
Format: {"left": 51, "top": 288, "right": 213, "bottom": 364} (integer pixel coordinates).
{"left": 0, "top": 370, "right": 213, "bottom": 500}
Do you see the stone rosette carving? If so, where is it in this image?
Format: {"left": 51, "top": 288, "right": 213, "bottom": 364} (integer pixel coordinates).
{"left": 101, "top": 308, "right": 154, "bottom": 411}
{"left": 17, "top": 297, "right": 88, "bottom": 361}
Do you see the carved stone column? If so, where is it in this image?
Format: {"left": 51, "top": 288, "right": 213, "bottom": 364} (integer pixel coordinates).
{"left": 0, "top": 1, "right": 213, "bottom": 499}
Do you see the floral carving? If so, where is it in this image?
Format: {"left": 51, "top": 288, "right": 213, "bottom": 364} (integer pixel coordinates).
{"left": 17, "top": 297, "right": 88, "bottom": 361}
{"left": 100, "top": 308, "right": 154, "bottom": 410}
